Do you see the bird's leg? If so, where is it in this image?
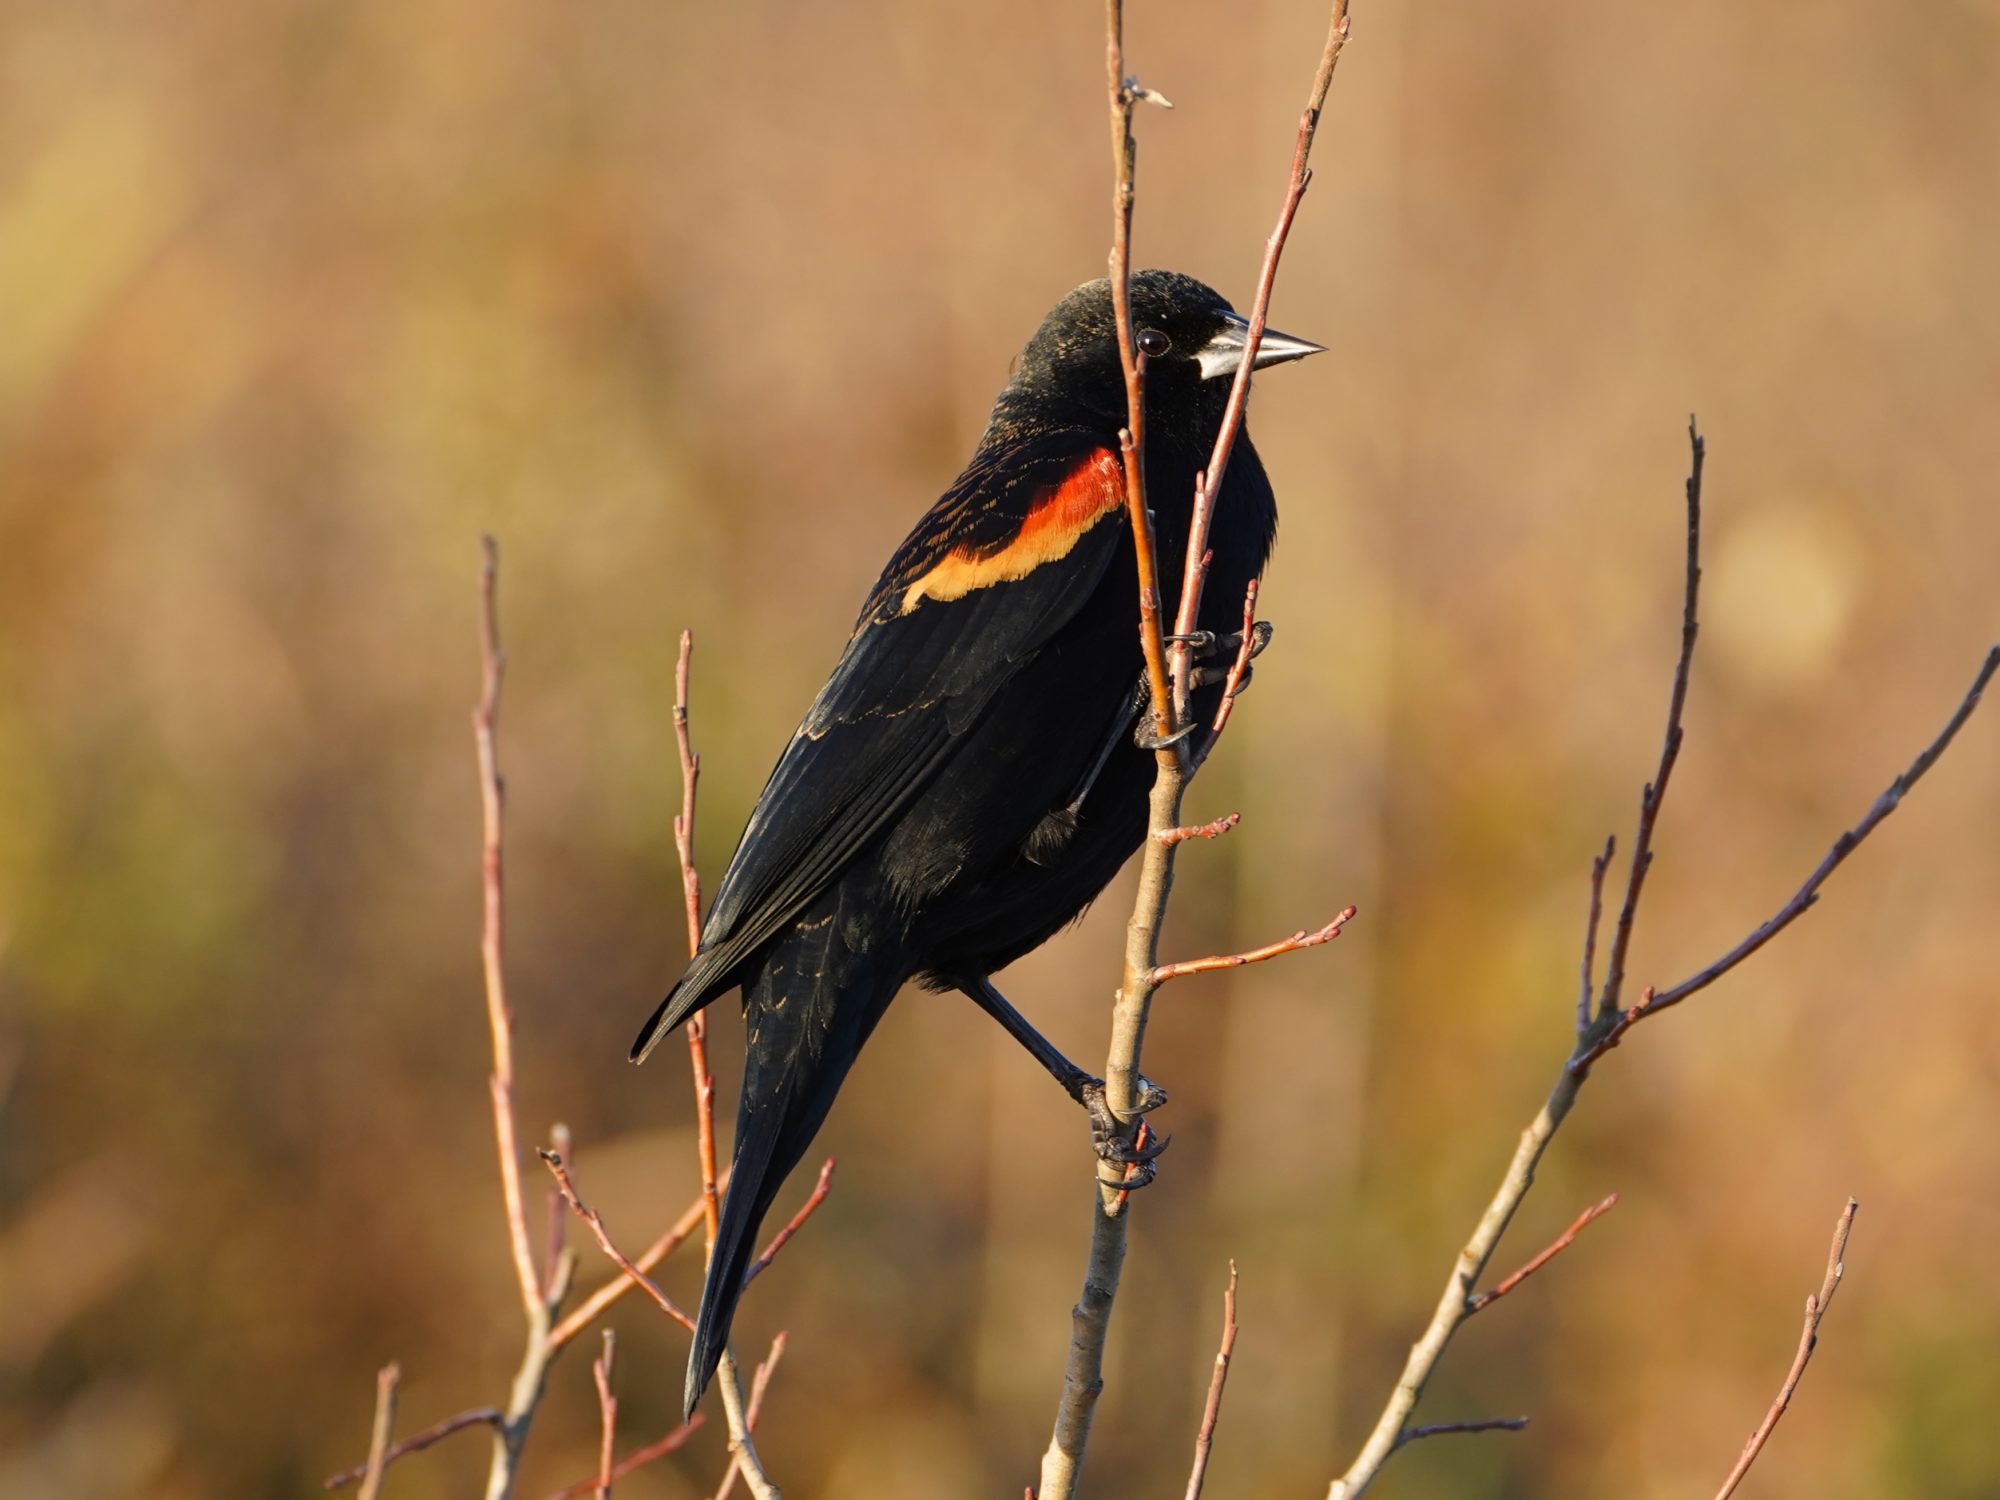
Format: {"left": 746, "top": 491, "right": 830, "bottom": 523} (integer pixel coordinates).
{"left": 956, "top": 976, "right": 1169, "bottom": 1180}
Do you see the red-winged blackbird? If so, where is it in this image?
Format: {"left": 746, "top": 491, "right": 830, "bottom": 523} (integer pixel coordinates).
{"left": 633, "top": 269, "right": 1321, "bottom": 1416}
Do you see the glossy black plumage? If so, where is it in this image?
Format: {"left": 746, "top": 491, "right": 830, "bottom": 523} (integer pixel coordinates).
{"left": 632, "top": 270, "right": 1317, "bottom": 1416}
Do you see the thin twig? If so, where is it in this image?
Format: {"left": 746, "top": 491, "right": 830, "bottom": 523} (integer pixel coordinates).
{"left": 551, "top": 1176, "right": 726, "bottom": 1351}
{"left": 1155, "top": 812, "right": 1242, "bottom": 847}
{"left": 326, "top": 1408, "right": 505, "bottom": 1490}
{"left": 592, "top": 1332, "right": 618, "bottom": 1500}
{"left": 1595, "top": 421, "right": 1704, "bottom": 1020}
{"left": 1150, "top": 907, "right": 1357, "bottom": 985}
{"left": 1183, "top": 1264, "right": 1240, "bottom": 1500}
{"left": 356, "top": 1363, "right": 400, "bottom": 1500}
{"left": 1395, "top": 1418, "right": 1530, "bottom": 1448}
{"left": 1466, "top": 1194, "right": 1618, "bottom": 1315}
{"left": 475, "top": 536, "right": 544, "bottom": 1321}
{"left": 473, "top": 539, "right": 577, "bottom": 1500}
{"left": 1711, "top": 1199, "right": 1859, "bottom": 1500}
{"left": 1576, "top": 837, "right": 1614, "bottom": 1040}
{"left": 1325, "top": 425, "right": 1995, "bottom": 1499}
{"left": 670, "top": 630, "right": 781, "bottom": 1500}
{"left": 1167, "top": 6, "right": 1350, "bottom": 715}
{"left": 539, "top": 1418, "right": 707, "bottom": 1500}
{"left": 742, "top": 1160, "right": 836, "bottom": 1289}
{"left": 1038, "top": 10, "right": 1353, "bottom": 1498}
{"left": 540, "top": 1151, "right": 695, "bottom": 1331}
{"left": 1203, "top": 579, "right": 1262, "bottom": 746}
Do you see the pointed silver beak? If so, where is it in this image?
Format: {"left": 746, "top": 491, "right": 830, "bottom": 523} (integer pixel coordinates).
{"left": 1195, "top": 310, "right": 1326, "bottom": 380}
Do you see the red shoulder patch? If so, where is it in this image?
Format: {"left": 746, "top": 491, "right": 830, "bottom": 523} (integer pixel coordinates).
{"left": 899, "top": 449, "right": 1124, "bottom": 613}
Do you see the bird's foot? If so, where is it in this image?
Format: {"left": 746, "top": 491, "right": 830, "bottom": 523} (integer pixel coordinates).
{"left": 1077, "top": 1076, "right": 1171, "bottom": 1190}
{"left": 1166, "top": 620, "right": 1275, "bottom": 663}
{"left": 1133, "top": 719, "right": 1199, "bottom": 752}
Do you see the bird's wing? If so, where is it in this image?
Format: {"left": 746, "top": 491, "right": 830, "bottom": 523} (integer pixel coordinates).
{"left": 632, "top": 431, "right": 1129, "bottom": 1061}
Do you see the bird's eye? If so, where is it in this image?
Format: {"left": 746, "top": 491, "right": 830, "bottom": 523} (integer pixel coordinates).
{"left": 1136, "top": 328, "right": 1171, "bottom": 358}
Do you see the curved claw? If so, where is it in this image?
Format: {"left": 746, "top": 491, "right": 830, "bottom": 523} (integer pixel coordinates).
{"left": 1134, "top": 719, "right": 1199, "bottom": 752}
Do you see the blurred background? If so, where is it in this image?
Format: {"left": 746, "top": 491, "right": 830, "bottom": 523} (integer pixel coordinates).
{"left": 3, "top": 1, "right": 1997, "bottom": 1496}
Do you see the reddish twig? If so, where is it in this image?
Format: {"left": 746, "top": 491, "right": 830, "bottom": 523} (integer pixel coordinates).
{"left": 713, "top": 1333, "right": 790, "bottom": 1500}
{"left": 1155, "top": 812, "right": 1242, "bottom": 847}
{"left": 540, "top": 1150, "right": 695, "bottom": 1331}
{"left": 356, "top": 1363, "right": 400, "bottom": 1500}
{"left": 475, "top": 537, "right": 544, "bottom": 1320}
{"left": 550, "top": 1175, "right": 727, "bottom": 1351}
{"left": 1167, "top": 7, "right": 1350, "bottom": 715}
{"left": 1040, "top": 13, "right": 1354, "bottom": 1496}
{"left": 1149, "top": 906, "right": 1357, "bottom": 985}
{"left": 1466, "top": 1194, "right": 1619, "bottom": 1315}
{"left": 1183, "top": 1263, "right": 1241, "bottom": 1500}
{"left": 326, "top": 1407, "right": 505, "bottom": 1490}
{"left": 742, "top": 1160, "right": 836, "bottom": 1289}
{"left": 539, "top": 1418, "right": 708, "bottom": 1500}
{"left": 670, "top": 632, "right": 780, "bottom": 1500}
{"left": 1203, "top": 579, "right": 1261, "bottom": 747}
{"left": 592, "top": 1332, "right": 618, "bottom": 1500}
{"left": 1711, "top": 1199, "right": 1859, "bottom": 1500}
{"left": 1576, "top": 837, "right": 1615, "bottom": 1040}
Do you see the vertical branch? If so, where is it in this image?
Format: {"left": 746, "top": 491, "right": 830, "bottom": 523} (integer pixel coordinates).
{"left": 356, "top": 1363, "right": 401, "bottom": 1500}
{"left": 1183, "top": 1265, "right": 1240, "bottom": 1500}
{"left": 475, "top": 536, "right": 545, "bottom": 1321}
{"left": 1038, "top": 9, "right": 1353, "bottom": 1499}
{"left": 670, "top": 630, "right": 780, "bottom": 1500}
{"left": 1104, "top": 0, "right": 1173, "bottom": 744}
{"left": 593, "top": 1332, "right": 618, "bottom": 1500}
{"left": 1168, "top": 0, "right": 1351, "bottom": 715}
{"left": 475, "top": 538, "right": 579, "bottom": 1500}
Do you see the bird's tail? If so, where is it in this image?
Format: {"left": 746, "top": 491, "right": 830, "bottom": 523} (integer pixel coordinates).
{"left": 683, "top": 899, "right": 899, "bottom": 1419}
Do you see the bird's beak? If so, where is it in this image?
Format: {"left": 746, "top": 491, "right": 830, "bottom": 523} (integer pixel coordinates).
{"left": 1195, "top": 310, "right": 1326, "bottom": 380}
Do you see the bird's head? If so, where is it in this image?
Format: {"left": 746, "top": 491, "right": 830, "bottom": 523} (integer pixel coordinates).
{"left": 1007, "top": 269, "right": 1323, "bottom": 436}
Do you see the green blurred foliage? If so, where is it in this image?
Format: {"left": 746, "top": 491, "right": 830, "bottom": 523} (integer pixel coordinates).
{"left": 2, "top": 1, "right": 1996, "bottom": 1496}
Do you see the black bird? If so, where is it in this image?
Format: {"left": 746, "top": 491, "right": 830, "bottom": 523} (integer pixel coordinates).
{"left": 632, "top": 269, "right": 1321, "bottom": 1416}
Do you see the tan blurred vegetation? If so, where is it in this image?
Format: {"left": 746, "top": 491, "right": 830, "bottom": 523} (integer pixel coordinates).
{"left": 2, "top": 1, "right": 1997, "bottom": 1496}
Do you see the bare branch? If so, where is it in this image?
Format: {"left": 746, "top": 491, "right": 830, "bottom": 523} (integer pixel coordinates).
{"left": 1183, "top": 1263, "right": 1240, "bottom": 1500}
{"left": 1149, "top": 906, "right": 1356, "bottom": 986}
{"left": 668, "top": 629, "right": 781, "bottom": 1500}
{"left": 1038, "top": 11, "right": 1353, "bottom": 1497}
{"left": 1466, "top": 1194, "right": 1618, "bottom": 1316}
{"left": 326, "top": 1407, "right": 504, "bottom": 1491}
{"left": 539, "top": 1418, "right": 707, "bottom": 1500}
{"left": 592, "top": 1332, "right": 618, "bottom": 1500}
{"left": 551, "top": 1176, "right": 725, "bottom": 1351}
{"left": 743, "top": 1160, "right": 837, "bottom": 1290}
{"left": 540, "top": 1150, "right": 695, "bottom": 1332}
{"left": 356, "top": 1363, "right": 400, "bottom": 1500}
{"left": 1325, "top": 423, "right": 1994, "bottom": 1500}
{"left": 1596, "top": 420, "right": 1704, "bottom": 1021}
{"left": 1203, "top": 579, "right": 1262, "bottom": 746}
{"left": 1576, "top": 836, "right": 1614, "bottom": 1040}
{"left": 1396, "top": 1418, "right": 1530, "bottom": 1448}
{"left": 474, "top": 536, "right": 544, "bottom": 1321}
{"left": 1711, "top": 1199, "right": 1859, "bottom": 1500}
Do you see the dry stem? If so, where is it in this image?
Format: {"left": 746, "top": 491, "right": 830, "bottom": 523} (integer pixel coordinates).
{"left": 1711, "top": 1199, "right": 1858, "bottom": 1500}
{"left": 356, "top": 1363, "right": 400, "bottom": 1500}
{"left": 1183, "top": 1264, "right": 1240, "bottom": 1500}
